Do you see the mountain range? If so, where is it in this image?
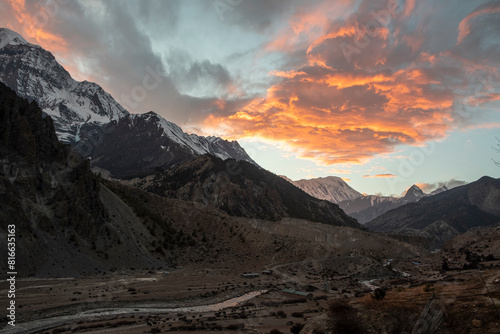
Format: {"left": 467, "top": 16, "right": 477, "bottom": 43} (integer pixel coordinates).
{"left": 338, "top": 184, "right": 432, "bottom": 224}
{"left": 365, "top": 176, "right": 500, "bottom": 249}
{"left": 0, "top": 27, "right": 255, "bottom": 179}
{"left": 1, "top": 26, "right": 498, "bottom": 277}
{"left": 285, "top": 174, "right": 450, "bottom": 224}
{"left": 0, "top": 28, "right": 363, "bottom": 277}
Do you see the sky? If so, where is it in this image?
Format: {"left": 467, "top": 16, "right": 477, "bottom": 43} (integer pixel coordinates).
{"left": 1, "top": 0, "right": 499, "bottom": 196}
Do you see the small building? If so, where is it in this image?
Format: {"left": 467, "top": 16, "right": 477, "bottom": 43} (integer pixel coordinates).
{"left": 262, "top": 270, "right": 273, "bottom": 275}
{"left": 241, "top": 273, "right": 259, "bottom": 278}
{"left": 281, "top": 288, "right": 313, "bottom": 298}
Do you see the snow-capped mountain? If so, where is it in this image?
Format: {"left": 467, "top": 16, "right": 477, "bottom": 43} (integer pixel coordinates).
{"left": 284, "top": 176, "right": 362, "bottom": 203}
{"left": 86, "top": 111, "right": 256, "bottom": 179}
{"left": 0, "top": 28, "right": 256, "bottom": 178}
{"left": 0, "top": 28, "right": 128, "bottom": 142}
{"left": 142, "top": 112, "right": 255, "bottom": 162}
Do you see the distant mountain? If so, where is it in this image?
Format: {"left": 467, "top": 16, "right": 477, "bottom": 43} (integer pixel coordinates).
{"left": 284, "top": 176, "right": 362, "bottom": 203}
{"left": 85, "top": 111, "right": 256, "bottom": 179}
{"left": 339, "top": 184, "right": 425, "bottom": 224}
{"left": 403, "top": 184, "right": 425, "bottom": 202}
{"left": 429, "top": 185, "right": 448, "bottom": 196}
{"left": 142, "top": 155, "right": 361, "bottom": 228}
{"left": 0, "top": 28, "right": 128, "bottom": 142}
{"left": 365, "top": 176, "right": 500, "bottom": 249}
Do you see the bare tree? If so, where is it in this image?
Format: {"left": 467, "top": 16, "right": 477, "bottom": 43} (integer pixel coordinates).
{"left": 493, "top": 137, "right": 500, "bottom": 167}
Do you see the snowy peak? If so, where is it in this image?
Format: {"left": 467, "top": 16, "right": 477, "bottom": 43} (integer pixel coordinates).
{"left": 288, "top": 176, "right": 362, "bottom": 203}
{"left": 0, "top": 28, "right": 28, "bottom": 49}
{"left": 86, "top": 111, "right": 258, "bottom": 178}
{"left": 404, "top": 184, "right": 425, "bottom": 201}
{"left": 0, "top": 28, "right": 128, "bottom": 142}
{"left": 429, "top": 185, "right": 448, "bottom": 196}
{"left": 132, "top": 111, "right": 257, "bottom": 164}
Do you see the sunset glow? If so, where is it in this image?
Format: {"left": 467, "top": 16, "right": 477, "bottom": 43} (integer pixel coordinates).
{"left": 1, "top": 0, "right": 498, "bottom": 195}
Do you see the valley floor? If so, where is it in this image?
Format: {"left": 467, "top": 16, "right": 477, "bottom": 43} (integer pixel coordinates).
{"left": 1, "top": 259, "right": 500, "bottom": 334}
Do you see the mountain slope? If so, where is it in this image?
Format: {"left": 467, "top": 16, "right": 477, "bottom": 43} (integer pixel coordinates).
{"left": 365, "top": 176, "right": 500, "bottom": 248}
{"left": 85, "top": 111, "right": 256, "bottom": 179}
{"left": 285, "top": 176, "right": 362, "bottom": 203}
{"left": 0, "top": 28, "right": 128, "bottom": 142}
{"left": 142, "top": 155, "right": 361, "bottom": 228}
{"left": 0, "top": 82, "right": 168, "bottom": 276}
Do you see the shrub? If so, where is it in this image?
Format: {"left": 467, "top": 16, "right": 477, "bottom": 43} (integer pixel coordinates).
{"left": 372, "top": 288, "right": 386, "bottom": 300}
{"left": 423, "top": 283, "right": 434, "bottom": 292}
{"left": 290, "top": 323, "right": 304, "bottom": 334}
{"left": 277, "top": 310, "right": 287, "bottom": 318}
{"left": 327, "top": 300, "right": 364, "bottom": 334}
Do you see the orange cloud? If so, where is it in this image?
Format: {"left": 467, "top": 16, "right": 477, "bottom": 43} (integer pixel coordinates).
{"left": 204, "top": 59, "right": 458, "bottom": 165}
{"left": 270, "top": 70, "right": 307, "bottom": 79}
{"left": 7, "top": 0, "right": 67, "bottom": 53}
{"left": 363, "top": 174, "right": 397, "bottom": 178}
{"left": 204, "top": 1, "right": 476, "bottom": 166}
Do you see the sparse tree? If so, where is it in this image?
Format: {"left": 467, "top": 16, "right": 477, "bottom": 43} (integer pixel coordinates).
{"left": 290, "top": 323, "right": 304, "bottom": 334}
{"left": 372, "top": 288, "right": 386, "bottom": 300}
{"left": 493, "top": 137, "right": 500, "bottom": 167}
{"left": 442, "top": 259, "right": 449, "bottom": 271}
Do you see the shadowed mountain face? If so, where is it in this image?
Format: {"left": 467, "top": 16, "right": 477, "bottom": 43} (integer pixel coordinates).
{"left": 82, "top": 112, "right": 256, "bottom": 179}
{"left": 365, "top": 176, "right": 500, "bottom": 248}
{"left": 0, "top": 82, "right": 167, "bottom": 277}
{"left": 143, "top": 155, "right": 361, "bottom": 228}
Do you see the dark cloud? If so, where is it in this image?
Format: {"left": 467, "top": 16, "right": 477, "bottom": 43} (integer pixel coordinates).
{"left": 207, "top": 0, "right": 304, "bottom": 32}
{"left": 454, "top": 1, "right": 500, "bottom": 66}
{"left": 165, "top": 49, "right": 234, "bottom": 98}
{"left": 417, "top": 179, "right": 468, "bottom": 193}
{"left": 3, "top": 0, "right": 247, "bottom": 125}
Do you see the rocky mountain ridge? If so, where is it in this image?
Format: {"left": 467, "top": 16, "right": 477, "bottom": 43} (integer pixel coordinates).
{"left": 365, "top": 176, "right": 500, "bottom": 249}
{"left": 142, "top": 155, "right": 361, "bottom": 228}
{"left": 84, "top": 111, "right": 256, "bottom": 179}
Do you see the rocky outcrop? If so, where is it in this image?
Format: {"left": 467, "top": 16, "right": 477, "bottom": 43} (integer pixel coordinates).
{"left": 144, "top": 155, "right": 361, "bottom": 228}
